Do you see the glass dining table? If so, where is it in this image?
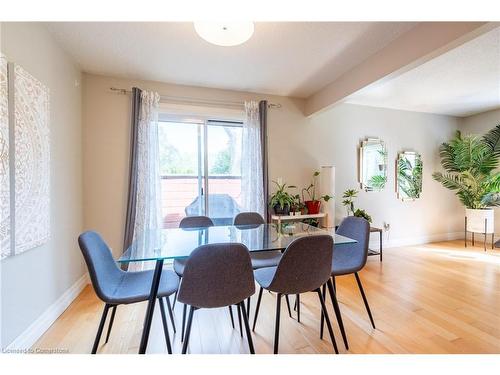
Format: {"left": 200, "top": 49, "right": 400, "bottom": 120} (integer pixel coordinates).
{"left": 117, "top": 222, "right": 356, "bottom": 353}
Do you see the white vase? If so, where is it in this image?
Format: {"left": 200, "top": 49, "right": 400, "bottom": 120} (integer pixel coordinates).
{"left": 465, "top": 208, "right": 494, "bottom": 234}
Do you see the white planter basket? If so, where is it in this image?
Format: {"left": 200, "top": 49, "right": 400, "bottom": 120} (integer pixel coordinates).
{"left": 465, "top": 208, "right": 494, "bottom": 234}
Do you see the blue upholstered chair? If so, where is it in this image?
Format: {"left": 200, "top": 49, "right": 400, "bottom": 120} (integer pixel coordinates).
{"left": 252, "top": 235, "right": 339, "bottom": 354}
{"left": 319, "top": 216, "right": 376, "bottom": 351}
{"left": 178, "top": 243, "right": 256, "bottom": 354}
{"left": 78, "top": 231, "right": 179, "bottom": 354}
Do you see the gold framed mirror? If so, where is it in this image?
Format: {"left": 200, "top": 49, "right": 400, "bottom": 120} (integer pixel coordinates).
{"left": 396, "top": 151, "right": 423, "bottom": 201}
{"left": 359, "top": 138, "right": 387, "bottom": 192}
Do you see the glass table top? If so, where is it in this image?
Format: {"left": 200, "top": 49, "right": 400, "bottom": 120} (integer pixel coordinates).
{"left": 118, "top": 223, "right": 356, "bottom": 263}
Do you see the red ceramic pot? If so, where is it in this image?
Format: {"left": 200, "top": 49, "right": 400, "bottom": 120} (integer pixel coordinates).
{"left": 305, "top": 200, "right": 321, "bottom": 214}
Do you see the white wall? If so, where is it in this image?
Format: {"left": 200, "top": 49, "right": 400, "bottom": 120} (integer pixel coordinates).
{"left": 459, "top": 108, "right": 500, "bottom": 236}
{"left": 0, "top": 23, "right": 84, "bottom": 347}
{"left": 305, "top": 104, "right": 464, "bottom": 246}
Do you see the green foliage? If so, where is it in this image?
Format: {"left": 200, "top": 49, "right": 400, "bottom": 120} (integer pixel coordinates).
{"left": 433, "top": 124, "right": 500, "bottom": 209}
{"left": 301, "top": 170, "right": 333, "bottom": 202}
{"left": 341, "top": 189, "right": 358, "bottom": 215}
{"left": 369, "top": 175, "right": 387, "bottom": 190}
{"left": 397, "top": 154, "right": 423, "bottom": 199}
{"left": 354, "top": 208, "right": 372, "bottom": 223}
{"left": 210, "top": 149, "right": 231, "bottom": 174}
{"left": 269, "top": 180, "right": 296, "bottom": 209}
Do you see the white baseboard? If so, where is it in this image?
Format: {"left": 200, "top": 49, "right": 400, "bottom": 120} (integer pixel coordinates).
{"left": 369, "top": 231, "right": 464, "bottom": 249}
{"left": 6, "top": 273, "right": 90, "bottom": 351}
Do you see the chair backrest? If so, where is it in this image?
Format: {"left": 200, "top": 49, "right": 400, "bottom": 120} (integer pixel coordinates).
{"left": 179, "top": 215, "right": 214, "bottom": 229}
{"left": 177, "top": 243, "right": 255, "bottom": 308}
{"left": 335, "top": 216, "right": 370, "bottom": 271}
{"left": 78, "top": 231, "right": 124, "bottom": 303}
{"left": 267, "top": 235, "right": 333, "bottom": 294}
{"left": 233, "top": 212, "right": 266, "bottom": 226}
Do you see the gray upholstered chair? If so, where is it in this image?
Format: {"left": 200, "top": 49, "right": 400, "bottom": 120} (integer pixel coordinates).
{"left": 252, "top": 235, "right": 339, "bottom": 354}
{"left": 78, "top": 231, "right": 179, "bottom": 354}
{"left": 177, "top": 243, "right": 256, "bottom": 354}
{"left": 319, "top": 216, "right": 376, "bottom": 350}
{"left": 172, "top": 216, "right": 240, "bottom": 340}
{"left": 233, "top": 212, "right": 288, "bottom": 318}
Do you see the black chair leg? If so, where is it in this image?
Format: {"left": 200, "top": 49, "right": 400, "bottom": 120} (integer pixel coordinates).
{"left": 92, "top": 304, "right": 110, "bottom": 354}
{"left": 297, "top": 294, "right": 301, "bottom": 323}
{"left": 228, "top": 305, "right": 235, "bottom": 329}
{"left": 252, "top": 286, "right": 263, "bottom": 331}
{"left": 285, "top": 294, "right": 292, "bottom": 318}
{"left": 172, "top": 290, "right": 178, "bottom": 310}
{"left": 326, "top": 279, "right": 348, "bottom": 350}
{"left": 274, "top": 293, "right": 282, "bottom": 354}
{"left": 332, "top": 276, "right": 336, "bottom": 293}
{"left": 104, "top": 305, "right": 117, "bottom": 344}
{"left": 181, "top": 304, "right": 187, "bottom": 342}
{"left": 320, "top": 283, "right": 326, "bottom": 339}
{"left": 181, "top": 306, "right": 196, "bottom": 354}
{"left": 246, "top": 297, "right": 251, "bottom": 319}
{"left": 316, "top": 289, "right": 339, "bottom": 354}
{"left": 158, "top": 298, "right": 172, "bottom": 354}
{"left": 355, "top": 272, "right": 376, "bottom": 329}
{"left": 239, "top": 302, "right": 255, "bottom": 354}
{"left": 237, "top": 303, "right": 243, "bottom": 337}
{"left": 294, "top": 295, "right": 298, "bottom": 311}
{"left": 165, "top": 296, "right": 176, "bottom": 333}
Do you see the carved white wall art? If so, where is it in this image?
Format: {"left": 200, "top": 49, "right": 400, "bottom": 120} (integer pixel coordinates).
{"left": 0, "top": 55, "right": 10, "bottom": 259}
{"left": 13, "top": 64, "right": 50, "bottom": 255}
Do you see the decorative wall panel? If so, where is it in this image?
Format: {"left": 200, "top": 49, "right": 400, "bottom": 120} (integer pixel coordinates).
{"left": 14, "top": 64, "right": 50, "bottom": 255}
{"left": 0, "top": 55, "right": 10, "bottom": 259}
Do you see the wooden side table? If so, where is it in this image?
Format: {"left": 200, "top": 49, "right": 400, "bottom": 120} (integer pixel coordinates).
{"left": 368, "top": 226, "right": 383, "bottom": 262}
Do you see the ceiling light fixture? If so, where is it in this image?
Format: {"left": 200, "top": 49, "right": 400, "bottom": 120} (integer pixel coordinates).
{"left": 194, "top": 22, "right": 254, "bottom": 47}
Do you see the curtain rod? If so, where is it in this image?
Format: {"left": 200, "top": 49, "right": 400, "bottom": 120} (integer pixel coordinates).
{"left": 109, "top": 87, "right": 282, "bottom": 109}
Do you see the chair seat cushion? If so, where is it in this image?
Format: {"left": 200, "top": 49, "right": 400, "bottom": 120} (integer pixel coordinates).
{"left": 254, "top": 266, "right": 277, "bottom": 289}
{"left": 250, "top": 251, "right": 282, "bottom": 269}
{"left": 173, "top": 258, "right": 187, "bottom": 277}
{"left": 331, "top": 248, "right": 362, "bottom": 276}
{"left": 108, "top": 269, "right": 179, "bottom": 305}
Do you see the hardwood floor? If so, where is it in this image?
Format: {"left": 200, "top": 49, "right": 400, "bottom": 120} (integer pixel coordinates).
{"left": 33, "top": 240, "right": 500, "bottom": 354}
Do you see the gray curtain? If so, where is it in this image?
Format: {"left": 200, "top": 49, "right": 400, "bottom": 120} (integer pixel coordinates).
{"left": 123, "top": 87, "right": 142, "bottom": 251}
{"left": 258, "top": 100, "right": 269, "bottom": 222}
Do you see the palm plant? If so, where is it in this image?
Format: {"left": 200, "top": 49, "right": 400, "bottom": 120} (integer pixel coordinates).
{"left": 432, "top": 124, "right": 500, "bottom": 209}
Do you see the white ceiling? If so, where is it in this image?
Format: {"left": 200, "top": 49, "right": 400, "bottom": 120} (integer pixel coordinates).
{"left": 345, "top": 26, "right": 500, "bottom": 117}
{"left": 44, "top": 22, "right": 417, "bottom": 98}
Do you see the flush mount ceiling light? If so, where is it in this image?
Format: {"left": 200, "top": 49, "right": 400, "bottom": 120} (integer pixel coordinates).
{"left": 194, "top": 22, "right": 254, "bottom": 46}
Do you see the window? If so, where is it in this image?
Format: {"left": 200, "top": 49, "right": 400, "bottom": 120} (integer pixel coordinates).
{"left": 158, "top": 117, "right": 243, "bottom": 228}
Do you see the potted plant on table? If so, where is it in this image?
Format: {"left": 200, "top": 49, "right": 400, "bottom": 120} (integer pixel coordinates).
{"left": 269, "top": 180, "right": 296, "bottom": 216}
{"left": 301, "top": 171, "right": 333, "bottom": 215}
{"left": 432, "top": 124, "right": 500, "bottom": 236}
{"left": 341, "top": 188, "right": 372, "bottom": 223}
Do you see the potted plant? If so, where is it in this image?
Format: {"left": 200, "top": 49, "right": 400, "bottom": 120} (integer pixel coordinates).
{"left": 433, "top": 124, "right": 500, "bottom": 235}
{"left": 301, "top": 171, "right": 333, "bottom": 215}
{"left": 341, "top": 188, "right": 373, "bottom": 223}
{"left": 290, "top": 193, "right": 304, "bottom": 216}
{"left": 269, "top": 180, "right": 296, "bottom": 216}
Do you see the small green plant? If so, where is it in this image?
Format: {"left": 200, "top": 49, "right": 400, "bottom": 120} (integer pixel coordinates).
{"left": 341, "top": 189, "right": 358, "bottom": 215}
{"left": 353, "top": 208, "right": 372, "bottom": 223}
{"left": 341, "top": 188, "right": 372, "bottom": 223}
{"left": 301, "top": 171, "right": 333, "bottom": 202}
{"left": 269, "top": 180, "right": 296, "bottom": 209}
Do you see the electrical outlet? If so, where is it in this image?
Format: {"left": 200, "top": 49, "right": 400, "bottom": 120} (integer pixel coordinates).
{"left": 383, "top": 222, "right": 390, "bottom": 232}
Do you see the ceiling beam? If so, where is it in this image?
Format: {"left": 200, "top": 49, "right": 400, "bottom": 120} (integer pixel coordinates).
{"left": 304, "top": 22, "right": 498, "bottom": 117}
